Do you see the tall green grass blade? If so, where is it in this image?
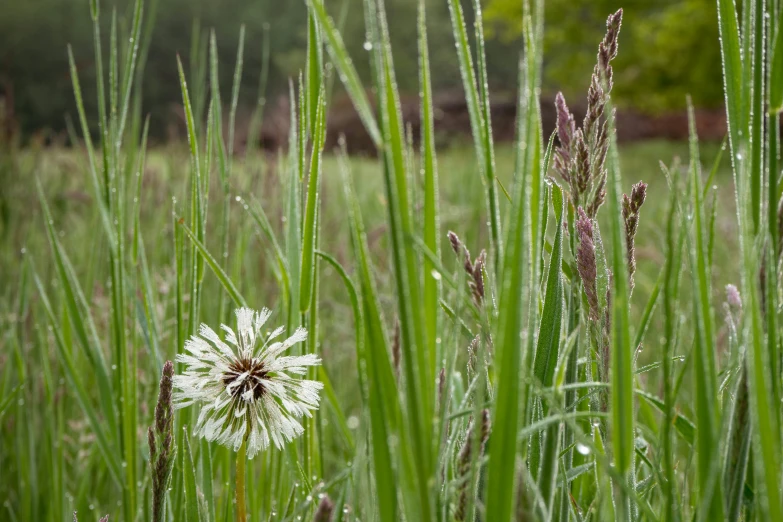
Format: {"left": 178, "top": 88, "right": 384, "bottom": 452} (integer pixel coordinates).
{"left": 532, "top": 182, "right": 566, "bottom": 520}
{"left": 486, "top": 32, "right": 538, "bottom": 522}
{"left": 533, "top": 183, "right": 566, "bottom": 391}
{"left": 685, "top": 103, "right": 725, "bottom": 521}
{"left": 724, "top": 368, "right": 751, "bottom": 522}
{"left": 417, "top": 0, "right": 441, "bottom": 394}
{"left": 305, "top": 13, "right": 323, "bottom": 133}
{"left": 178, "top": 220, "right": 246, "bottom": 308}
{"left": 182, "top": 431, "right": 202, "bottom": 522}
{"left": 67, "top": 46, "right": 115, "bottom": 247}
{"left": 749, "top": 0, "right": 764, "bottom": 233}
{"left": 228, "top": 24, "right": 245, "bottom": 160}
{"left": 446, "top": 0, "right": 501, "bottom": 270}
{"left": 717, "top": 0, "right": 744, "bottom": 159}
{"left": 472, "top": 0, "right": 502, "bottom": 270}
{"left": 116, "top": 0, "right": 143, "bottom": 145}
{"left": 661, "top": 180, "right": 683, "bottom": 522}
{"left": 770, "top": 7, "right": 783, "bottom": 112}
{"left": 308, "top": 0, "right": 381, "bottom": 146}
{"left": 606, "top": 106, "right": 635, "bottom": 520}
{"left": 374, "top": 2, "right": 432, "bottom": 516}
{"left": 338, "top": 146, "right": 399, "bottom": 522}
{"left": 300, "top": 88, "right": 326, "bottom": 313}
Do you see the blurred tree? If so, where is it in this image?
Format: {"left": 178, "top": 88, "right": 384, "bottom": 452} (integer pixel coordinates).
{"left": 485, "top": 0, "right": 723, "bottom": 112}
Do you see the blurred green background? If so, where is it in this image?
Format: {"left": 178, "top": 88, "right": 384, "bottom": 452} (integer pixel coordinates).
{"left": 0, "top": 0, "right": 720, "bottom": 141}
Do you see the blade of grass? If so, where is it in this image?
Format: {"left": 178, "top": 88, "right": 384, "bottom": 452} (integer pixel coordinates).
{"left": 300, "top": 88, "right": 326, "bottom": 313}
{"left": 307, "top": 0, "right": 381, "bottom": 146}
{"left": 606, "top": 104, "right": 635, "bottom": 521}
{"left": 684, "top": 102, "right": 725, "bottom": 521}
{"left": 417, "top": 0, "right": 441, "bottom": 405}
{"left": 532, "top": 182, "right": 566, "bottom": 520}
{"left": 338, "top": 143, "right": 400, "bottom": 522}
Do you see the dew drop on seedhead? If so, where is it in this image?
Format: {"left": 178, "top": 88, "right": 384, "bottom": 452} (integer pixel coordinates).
{"left": 575, "top": 443, "right": 590, "bottom": 456}
{"left": 430, "top": 269, "right": 441, "bottom": 281}
{"left": 363, "top": 41, "right": 373, "bottom": 51}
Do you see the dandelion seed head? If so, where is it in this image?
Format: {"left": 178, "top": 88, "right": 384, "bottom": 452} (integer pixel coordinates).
{"left": 173, "top": 307, "right": 323, "bottom": 458}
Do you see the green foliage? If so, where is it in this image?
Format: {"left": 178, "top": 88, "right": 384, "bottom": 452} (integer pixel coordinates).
{"left": 3, "top": 0, "right": 783, "bottom": 521}
{"left": 486, "top": 0, "right": 723, "bottom": 112}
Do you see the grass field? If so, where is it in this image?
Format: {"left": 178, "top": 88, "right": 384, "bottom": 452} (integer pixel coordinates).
{"left": 2, "top": 0, "right": 781, "bottom": 520}
{"left": 1, "top": 138, "right": 737, "bottom": 519}
{"left": 1, "top": 138, "right": 736, "bottom": 386}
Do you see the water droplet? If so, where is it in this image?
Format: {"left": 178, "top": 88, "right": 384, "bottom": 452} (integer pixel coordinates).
{"left": 235, "top": 196, "right": 241, "bottom": 202}
{"left": 89, "top": 504, "right": 95, "bottom": 510}
{"left": 576, "top": 443, "right": 590, "bottom": 455}
{"left": 122, "top": 461, "right": 127, "bottom": 468}
{"left": 430, "top": 269, "right": 441, "bottom": 281}
{"left": 363, "top": 41, "right": 373, "bottom": 51}
{"left": 736, "top": 153, "right": 743, "bottom": 161}
{"left": 347, "top": 416, "right": 360, "bottom": 429}
{"left": 112, "top": 364, "right": 117, "bottom": 370}
{"left": 306, "top": 495, "right": 313, "bottom": 502}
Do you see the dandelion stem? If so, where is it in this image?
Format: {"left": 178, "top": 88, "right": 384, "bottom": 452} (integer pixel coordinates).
{"left": 236, "top": 435, "right": 247, "bottom": 522}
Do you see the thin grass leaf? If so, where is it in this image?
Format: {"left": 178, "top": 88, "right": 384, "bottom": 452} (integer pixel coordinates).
{"left": 717, "top": 0, "right": 744, "bottom": 158}
{"left": 182, "top": 430, "right": 201, "bottom": 522}
{"left": 300, "top": 88, "right": 326, "bottom": 313}
{"left": 685, "top": 103, "right": 725, "bottom": 521}
{"left": 338, "top": 145, "right": 399, "bottom": 522}
{"left": 606, "top": 105, "right": 635, "bottom": 520}
{"left": 417, "top": 0, "right": 441, "bottom": 397}
{"left": 532, "top": 182, "right": 566, "bottom": 520}
{"left": 308, "top": 0, "right": 381, "bottom": 146}
{"left": 446, "top": 0, "right": 501, "bottom": 270}
{"left": 178, "top": 220, "right": 247, "bottom": 308}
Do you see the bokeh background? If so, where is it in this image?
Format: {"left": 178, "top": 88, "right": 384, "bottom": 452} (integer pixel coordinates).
{"left": 0, "top": 0, "right": 721, "bottom": 144}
